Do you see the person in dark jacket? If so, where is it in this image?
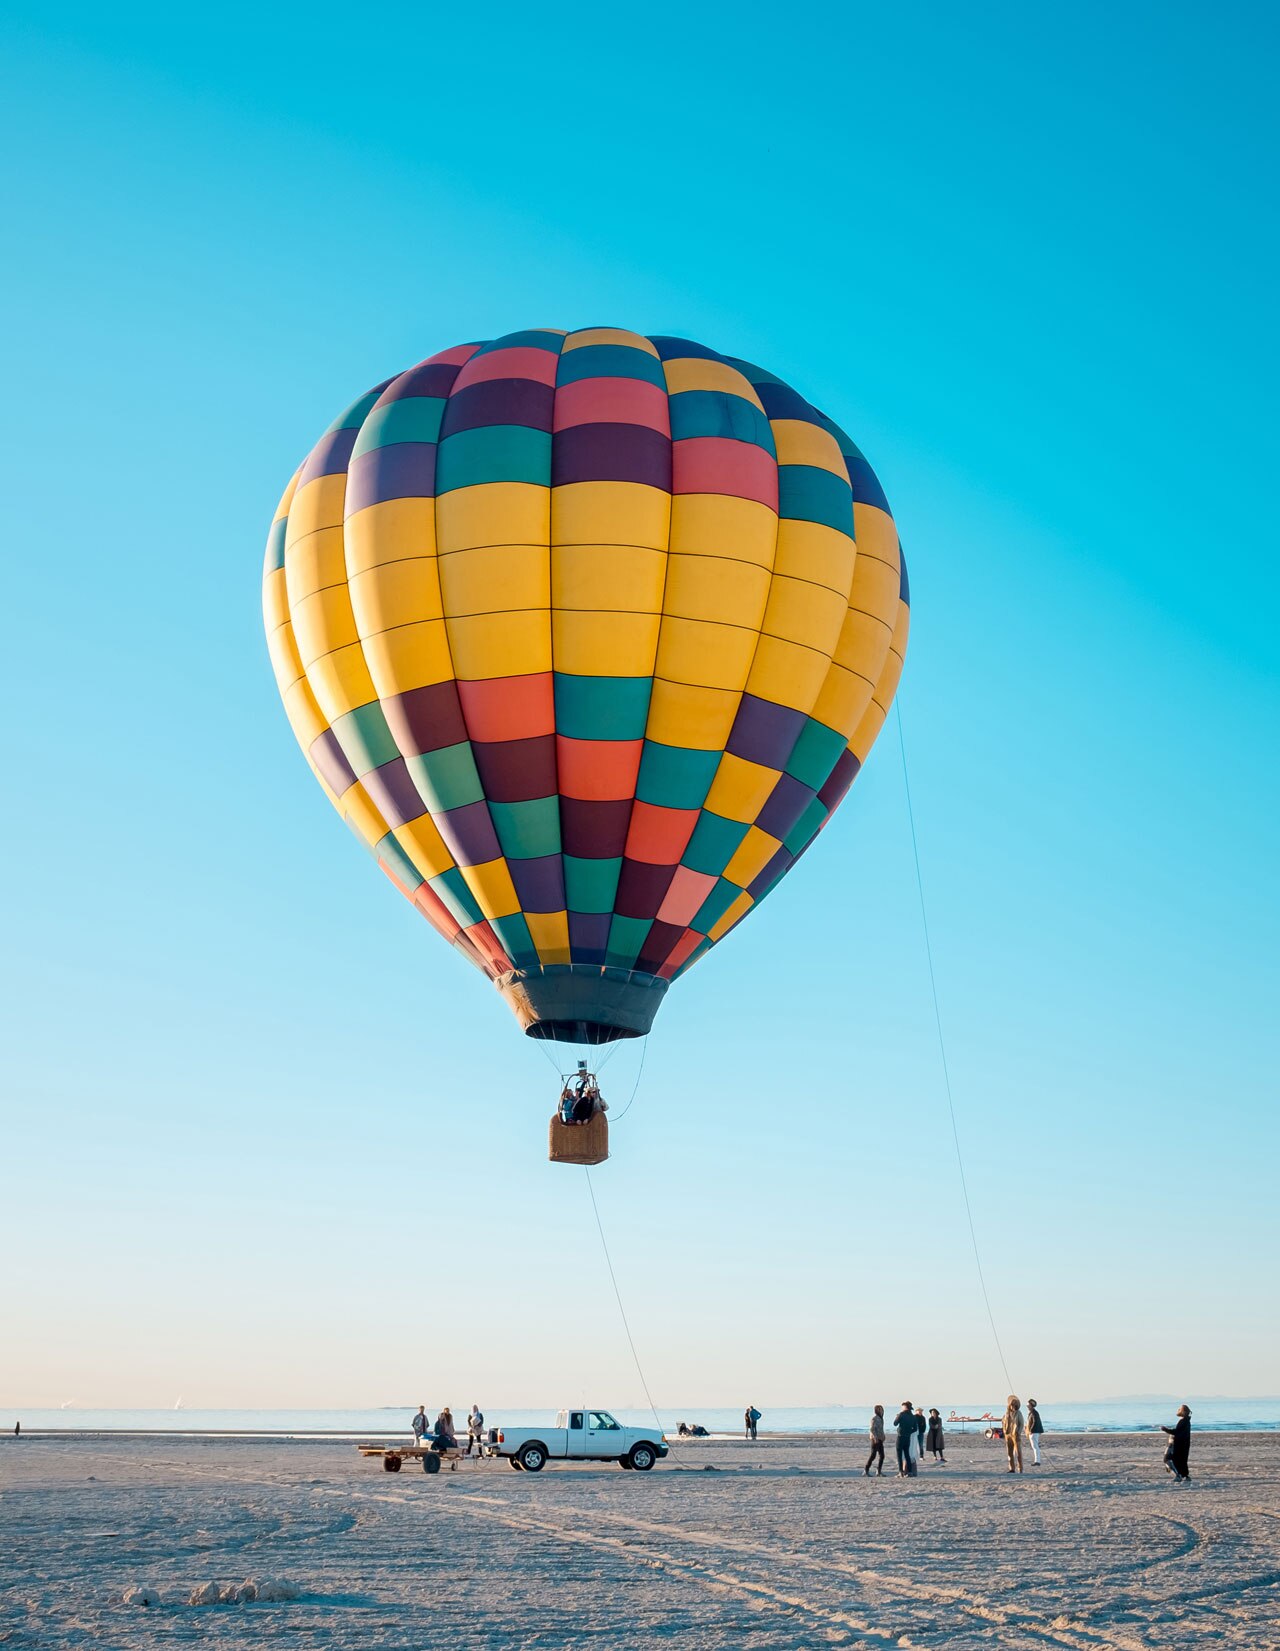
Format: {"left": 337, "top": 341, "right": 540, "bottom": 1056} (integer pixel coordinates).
{"left": 745, "top": 1405, "right": 761, "bottom": 1440}
{"left": 1161, "top": 1405, "right": 1192, "bottom": 1481}
{"left": 893, "top": 1403, "right": 917, "bottom": 1476}
{"left": 926, "top": 1409, "right": 945, "bottom": 1462}
{"left": 571, "top": 1077, "right": 601, "bottom": 1122}
{"left": 864, "top": 1405, "right": 886, "bottom": 1476}
{"left": 1026, "top": 1399, "right": 1044, "bottom": 1465}
{"left": 914, "top": 1407, "right": 927, "bottom": 1464}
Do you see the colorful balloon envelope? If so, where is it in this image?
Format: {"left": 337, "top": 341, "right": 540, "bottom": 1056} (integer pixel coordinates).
{"left": 262, "top": 329, "right": 909, "bottom": 1043}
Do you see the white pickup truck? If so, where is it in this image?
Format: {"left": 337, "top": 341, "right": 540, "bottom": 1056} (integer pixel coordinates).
{"left": 488, "top": 1409, "right": 668, "bottom": 1472}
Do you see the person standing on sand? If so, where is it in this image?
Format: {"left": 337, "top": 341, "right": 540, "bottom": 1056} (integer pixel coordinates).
{"left": 1026, "top": 1399, "right": 1044, "bottom": 1465}
{"left": 465, "top": 1404, "right": 485, "bottom": 1457}
{"left": 411, "top": 1406, "right": 428, "bottom": 1444}
{"left": 926, "top": 1409, "right": 945, "bottom": 1462}
{"left": 1161, "top": 1405, "right": 1192, "bottom": 1482}
{"left": 914, "top": 1407, "right": 927, "bottom": 1466}
{"left": 893, "top": 1402, "right": 917, "bottom": 1476}
{"left": 745, "top": 1405, "right": 761, "bottom": 1441}
{"left": 864, "top": 1406, "right": 885, "bottom": 1476}
{"left": 1003, "top": 1396, "right": 1025, "bottom": 1473}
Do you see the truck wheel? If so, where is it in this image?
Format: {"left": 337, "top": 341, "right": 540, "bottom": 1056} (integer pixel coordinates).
{"left": 383, "top": 1454, "right": 402, "bottom": 1473}
{"left": 628, "top": 1443, "right": 657, "bottom": 1471}
{"left": 619, "top": 1457, "right": 633, "bottom": 1469}
{"left": 516, "top": 1442, "right": 547, "bottom": 1472}
{"left": 422, "top": 1452, "right": 440, "bottom": 1474}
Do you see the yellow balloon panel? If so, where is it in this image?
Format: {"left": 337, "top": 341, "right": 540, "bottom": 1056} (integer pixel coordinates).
{"left": 344, "top": 498, "right": 437, "bottom": 574}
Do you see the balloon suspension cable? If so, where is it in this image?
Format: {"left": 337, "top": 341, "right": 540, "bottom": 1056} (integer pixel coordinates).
{"left": 535, "top": 1031, "right": 646, "bottom": 1094}
{"left": 534, "top": 1039, "right": 565, "bottom": 1078}
{"left": 584, "top": 1166, "right": 664, "bottom": 1439}
{"left": 594, "top": 1037, "right": 625, "bottom": 1074}
{"left": 897, "top": 699, "right": 1015, "bottom": 1396}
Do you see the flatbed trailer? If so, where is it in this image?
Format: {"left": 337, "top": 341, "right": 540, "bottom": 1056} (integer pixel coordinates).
{"left": 356, "top": 1441, "right": 469, "bottom": 1474}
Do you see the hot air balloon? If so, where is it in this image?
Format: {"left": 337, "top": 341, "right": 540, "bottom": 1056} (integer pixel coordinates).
{"left": 262, "top": 328, "right": 909, "bottom": 1094}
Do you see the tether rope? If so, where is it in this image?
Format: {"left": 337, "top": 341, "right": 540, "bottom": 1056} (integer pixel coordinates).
{"left": 896, "top": 699, "right": 1015, "bottom": 1395}
{"left": 607, "top": 1036, "right": 648, "bottom": 1123}
{"left": 584, "top": 1165, "right": 664, "bottom": 1437}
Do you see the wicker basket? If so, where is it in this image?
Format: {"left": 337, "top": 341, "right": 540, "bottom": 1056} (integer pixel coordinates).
{"left": 548, "top": 1110, "right": 609, "bottom": 1166}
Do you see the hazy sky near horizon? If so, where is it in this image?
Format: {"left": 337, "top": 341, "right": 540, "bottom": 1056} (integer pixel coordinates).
{"left": 1, "top": 1, "right": 1276, "bottom": 1412}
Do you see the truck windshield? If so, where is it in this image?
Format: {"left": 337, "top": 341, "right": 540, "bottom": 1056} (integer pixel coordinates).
{"left": 589, "top": 1411, "right": 619, "bottom": 1430}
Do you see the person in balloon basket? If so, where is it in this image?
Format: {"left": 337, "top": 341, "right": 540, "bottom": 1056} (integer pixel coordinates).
{"left": 1003, "top": 1396, "right": 1025, "bottom": 1473}
{"left": 745, "top": 1406, "right": 761, "bottom": 1441}
{"left": 574, "top": 1075, "right": 603, "bottom": 1122}
{"left": 1161, "top": 1405, "right": 1192, "bottom": 1482}
{"left": 560, "top": 1069, "right": 604, "bottom": 1125}
{"left": 464, "top": 1403, "right": 485, "bottom": 1458}
{"left": 893, "top": 1403, "right": 918, "bottom": 1476}
{"left": 1026, "top": 1399, "right": 1044, "bottom": 1465}
{"left": 864, "top": 1406, "right": 886, "bottom": 1476}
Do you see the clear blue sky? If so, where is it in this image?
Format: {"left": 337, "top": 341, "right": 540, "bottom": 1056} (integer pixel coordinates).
{"left": 2, "top": 0, "right": 1276, "bottom": 1411}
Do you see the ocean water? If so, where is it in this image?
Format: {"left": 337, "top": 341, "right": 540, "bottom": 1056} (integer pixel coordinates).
{"left": 6, "top": 1399, "right": 1278, "bottom": 1436}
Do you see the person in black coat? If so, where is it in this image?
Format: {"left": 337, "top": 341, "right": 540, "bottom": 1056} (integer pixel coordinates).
{"left": 1161, "top": 1405, "right": 1192, "bottom": 1481}
{"left": 893, "top": 1403, "right": 917, "bottom": 1476}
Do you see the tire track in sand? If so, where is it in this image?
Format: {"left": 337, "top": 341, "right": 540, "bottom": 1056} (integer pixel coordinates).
{"left": 337, "top": 1487, "right": 1152, "bottom": 1651}
{"left": 487, "top": 1495, "right": 1162, "bottom": 1651}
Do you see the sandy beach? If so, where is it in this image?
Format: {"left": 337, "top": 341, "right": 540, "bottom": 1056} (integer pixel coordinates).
{"left": 3, "top": 1429, "right": 1278, "bottom": 1648}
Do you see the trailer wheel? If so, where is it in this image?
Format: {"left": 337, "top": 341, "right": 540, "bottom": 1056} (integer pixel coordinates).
{"left": 516, "top": 1442, "right": 547, "bottom": 1472}
{"left": 422, "top": 1451, "right": 441, "bottom": 1474}
{"left": 383, "top": 1454, "right": 402, "bottom": 1473}
{"left": 628, "top": 1443, "right": 657, "bottom": 1471}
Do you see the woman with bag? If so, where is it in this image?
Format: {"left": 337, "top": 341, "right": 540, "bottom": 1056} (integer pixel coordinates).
{"left": 1003, "top": 1396, "right": 1025, "bottom": 1474}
